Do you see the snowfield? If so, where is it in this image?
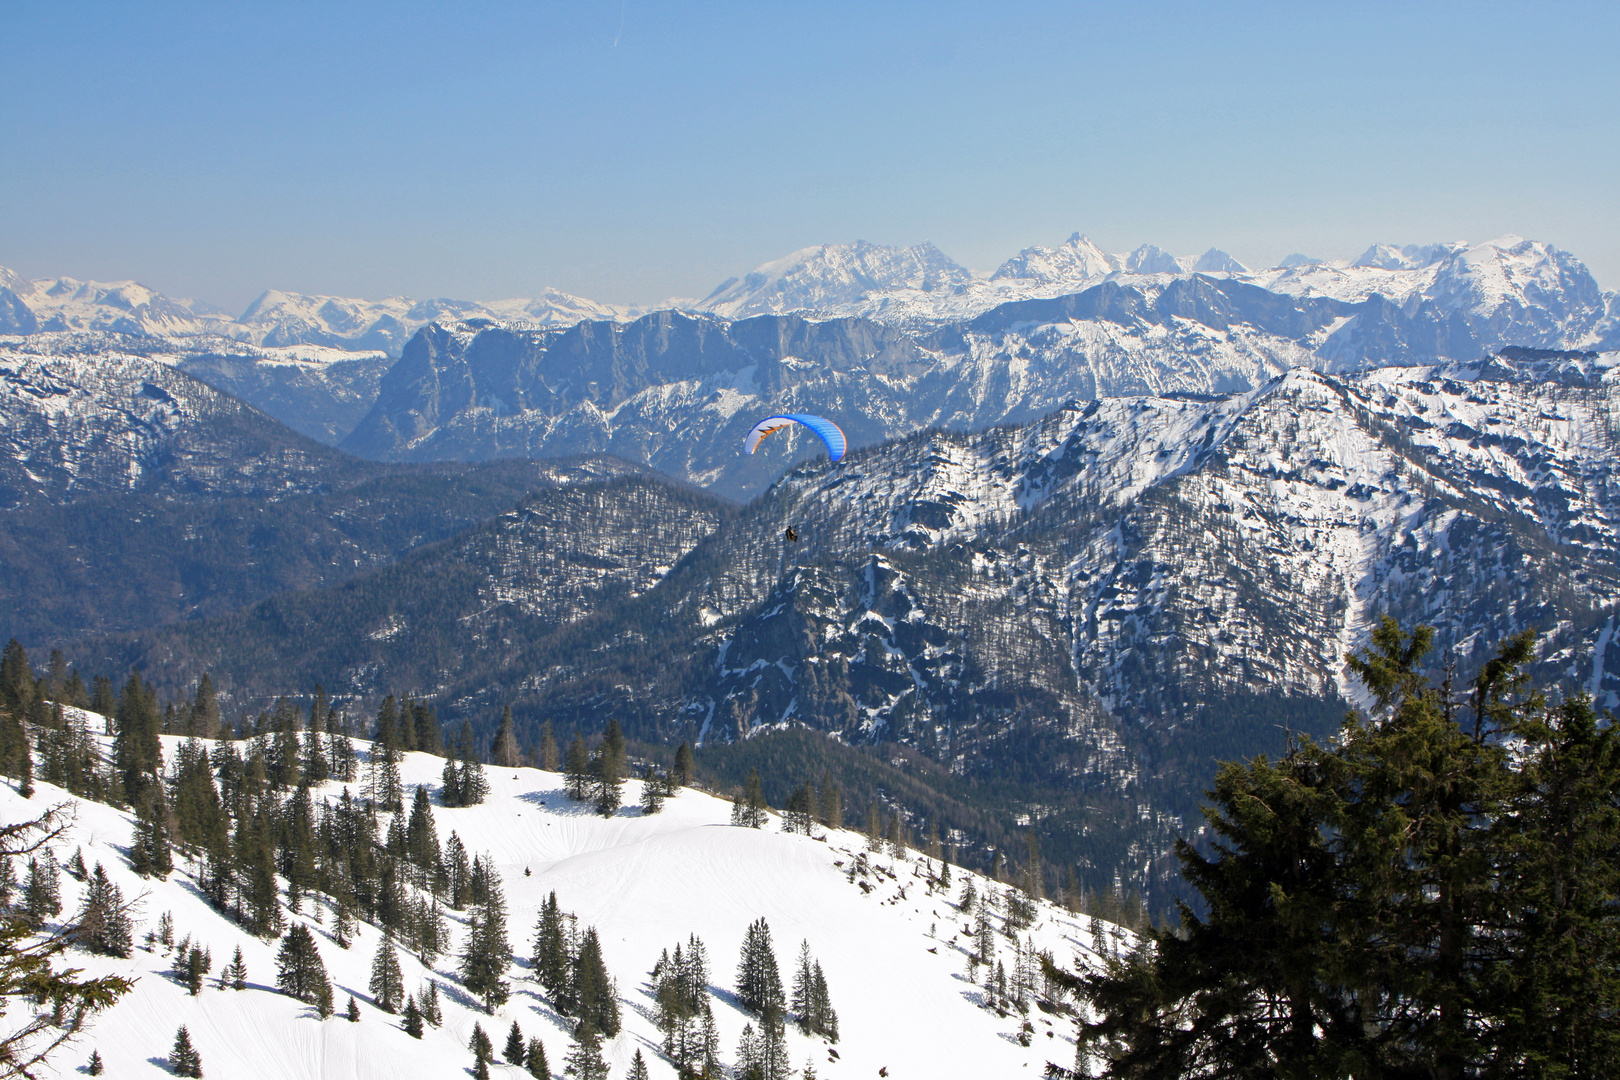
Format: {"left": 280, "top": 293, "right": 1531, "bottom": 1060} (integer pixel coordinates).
{"left": 4, "top": 734, "right": 1116, "bottom": 1079}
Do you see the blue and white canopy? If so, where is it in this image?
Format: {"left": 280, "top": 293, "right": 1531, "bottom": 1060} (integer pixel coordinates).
{"left": 742, "top": 413, "right": 847, "bottom": 463}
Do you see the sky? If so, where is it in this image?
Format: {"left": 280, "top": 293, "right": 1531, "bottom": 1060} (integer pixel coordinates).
{"left": 2, "top": 1, "right": 1616, "bottom": 313}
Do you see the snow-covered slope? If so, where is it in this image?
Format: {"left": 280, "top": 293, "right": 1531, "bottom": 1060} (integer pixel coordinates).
{"left": 7, "top": 735, "right": 1107, "bottom": 1080}
{"left": 0, "top": 272, "right": 237, "bottom": 337}
{"left": 695, "top": 242, "right": 973, "bottom": 320}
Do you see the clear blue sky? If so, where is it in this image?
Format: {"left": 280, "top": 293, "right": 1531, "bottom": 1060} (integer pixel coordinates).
{"left": 3, "top": 1, "right": 1616, "bottom": 313}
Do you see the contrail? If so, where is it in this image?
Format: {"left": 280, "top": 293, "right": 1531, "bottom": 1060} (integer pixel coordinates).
{"left": 613, "top": 0, "right": 626, "bottom": 46}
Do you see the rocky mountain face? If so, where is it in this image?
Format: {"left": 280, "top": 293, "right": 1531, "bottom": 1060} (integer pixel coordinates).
{"left": 0, "top": 335, "right": 654, "bottom": 644}
{"left": 89, "top": 351, "right": 1620, "bottom": 896}
{"left": 337, "top": 245, "right": 1620, "bottom": 502}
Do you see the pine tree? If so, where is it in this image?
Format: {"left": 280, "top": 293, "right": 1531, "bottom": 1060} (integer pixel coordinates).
{"left": 439, "top": 755, "right": 462, "bottom": 808}
{"left": 221, "top": 945, "right": 247, "bottom": 990}
{"left": 641, "top": 766, "right": 666, "bottom": 814}
{"left": 525, "top": 1036, "right": 549, "bottom": 1079}
{"left": 572, "top": 926, "right": 620, "bottom": 1035}
{"left": 627, "top": 1048, "right": 650, "bottom": 1080}
{"left": 736, "top": 917, "right": 785, "bottom": 1024}
{"left": 672, "top": 741, "right": 695, "bottom": 787}
{"left": 87, "top": 1049, "right": 103, "bottom": 1075}
{"left": 75, "top": 863, "right": 132, "bottom": 957}
{"left": 274, "top": 924, "right": 332, "bottom": 1007}
{"left": 540, "top": 720, "right": 560, "bottom": 771}
{"left": 493, "top": 706, "right": 521, "bottom": 768}
{"left": 563, "top": 1022, "right": 609, "bottom": 1080}
{"left": 592, "top": 719, "right": 625, "bottom": 817}
{"left": 564, "top": 734, "right": 591, "bottom": 801}
{"left": 23, "top": 853, "right": 60, "bottom": 925}
{"left": 169, "top": 1025, "right": 202, "bottom": 1078}
{"left": 369, "top": 936, "right": 404, "bottom": 1012}
{"left": 468, "top": 1022, "right": 494, "bottom": 1064}
{"left": 129, "top": 782, "right": 174, "bottom": 878}
{"left": 532, "top": 890, "right": 572, "bottom": 1005}
{"left": 504, "top": 1020, "right": 526, "bottom": 1064}
{"left": 455, "top": 720, "right": 488, "bottom": 805}
{"left": 736, "top": 1022, "right": 762, "bottom": 1080}
{"left": 402, "top": 995, "right": 423, "bottom": 1038}
{"left": 346, "top": 995, "right": 360, "bottom": 1022}
{"left": 419, "top": 980, "right": 443, "bottom": 1026}
{"left": 185, "top": 945, "right": 211, "bottom": 996}
{"left": 460, "top": 871, "right": 512, "bottom": 1011}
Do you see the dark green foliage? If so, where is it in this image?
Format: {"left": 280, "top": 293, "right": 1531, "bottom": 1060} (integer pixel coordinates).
{"left": 563, "top": 735, "right": 590, "bottom": 801}
{"left": 539, "top": 720, "right": 559, "bottom": 771}
{"left": 730, "top": 769, "right": 768, "bottom": 828}
{"left": 460, "top": 870, "right": 511, "bottom": 1011}
{"left": 274, "top": 924, "right": 331, "bottom": 1007}
{"left": 790, "top": 940, "right": 838, "bottom": 1041}
{"left": 368, "top": 936, "right": 404, "bottom": 1012}
{"left": 672, "top": 741, "right": 695, "bottom": 787}
{"left": 571, "top": 927, "right": 620, "bottom": 1036}
{"left": 402, "top": 995, "right": 423, "bottom": 1038}
{"left": 346, "top": 995, "right": 360, "bottom": 1022}
{"left": 77, "top": 864, "right": 133, "bottom": 957}
{"left": 220, "top": 945, "right": 247, "bottom": 990}
{"left": 627, "top": 1048, "right": 650, "bottom": 1080}
{"left": 468, "top": 1022, "right": 493, "bottom": 1063}
{"left": 735, "top": 917, "right": 785, "bottom": 1024}
{"left": 592, "top": 719, "right": 625, "bottom": 817}
{"left": 504, "top": 1021, "right": 525, "bottom": 1064}
{"left": 525, "top": 1036, "right": 549, "bottom": 1079}
{"left": 87, "top": 1049, "right": 103, "bottom": 1075}
{"left": 654, "top": 933, "right": 714, "bottom": 1072}
{"left": 129, "top": 782, "right": 174, "bottom": 879}
{"left": 1060, "top": 620, "right": 1620, "bottom": 1080}
{"left": 23, "top": 854, "right": 60, "bottom": 925}
{"left": 169, "top": 1025, "right": 202, "bottom": 1078}
{"left": 531, "top": 890, "right": 570, "bottom": 1004}
{"left": 563, "top": 1023, "right": 609, "bottom": 1080}
{"left": 493, "top": 706, "right": 520, "bottom": 768}
{"left": 183, "top": 945, "right": 211, "bottom": 996}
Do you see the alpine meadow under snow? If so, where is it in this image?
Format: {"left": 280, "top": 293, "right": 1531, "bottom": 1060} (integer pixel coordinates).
{"left": 4, "top": 723, "right": 1114, "bottom": 1079}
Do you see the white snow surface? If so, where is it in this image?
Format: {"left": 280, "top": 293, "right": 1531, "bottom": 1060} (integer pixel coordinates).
{"left": 5, "top": 736, "right": 1109, "bottom": 1079}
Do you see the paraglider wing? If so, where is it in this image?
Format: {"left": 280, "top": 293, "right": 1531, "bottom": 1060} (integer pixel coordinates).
{"left": 742, "top": 413, "right": 847, "bottom": 463}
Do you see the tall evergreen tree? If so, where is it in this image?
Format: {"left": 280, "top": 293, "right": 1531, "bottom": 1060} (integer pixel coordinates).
{"left": 735, "top": 917, "right": 785, "bottom": 1024}
{"left": 74, "top": 863, "right": 132, "bottom": 957}
{"left": 564, "top": 735, "right": 591, "bottom": 801}
{"left": 592, "top": 719, "right": 626, "bottom": 817}
{"left": 563, "top": 1022, "right": 609, "bottom": 1080}
{"left": 504, "top": 1020, "right": 526, "bottom": 1064}
{"left": 539, "top": 720, "right": 560, "bottom": 772}
{"left": 627, "top": 1048, "right": 650, "bottom": 1080}
{"left": 571, "top": 926, "right": 620, "bottom": 1036}
{"left": 23, "top": 853, "right": 61, "bottom": 925}
{"left": 369, "top": 936, "right": 404, "bottom": 1012}
{"left": 460, "top": 870, "right": 512, "bottom": 1011}
{"left": 402, "top": 995, "right": 423, "bottom": 1039}
{"left": 274, "top": 924, "right": 332, "bottom": 1007}
{"left": 221, "top": 945, "right": 247, "bottom": 990}
{"left": 493, "top": 706, "right": 521, "bottom": 769}
{"left": 168, "top": 1025, "right": 202, "bottom": 1078}
{"left": 531, "top": 890, "right": 572, "bottom": 1005}
{"left": 672, "top": 741, "right": 695, "bottom": 788}
{"left": 525, "top": 1036, "right": 550, "bottom": 1079}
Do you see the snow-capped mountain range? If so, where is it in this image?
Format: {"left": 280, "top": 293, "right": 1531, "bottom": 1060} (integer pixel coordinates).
{"left": 5, "top": 232, "right": 1614, "bottom": 354}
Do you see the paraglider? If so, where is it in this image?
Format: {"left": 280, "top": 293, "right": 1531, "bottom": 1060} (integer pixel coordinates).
{"left": 743, "top": 413, "right": 844, "bottom": 545}
{"left": 742, "top": 413, "right": 847, "bottom": 464}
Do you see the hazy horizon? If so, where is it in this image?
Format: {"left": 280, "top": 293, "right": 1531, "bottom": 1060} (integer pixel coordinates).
{"left": 3, "top": 1, "right": 1616, "bottom": 312}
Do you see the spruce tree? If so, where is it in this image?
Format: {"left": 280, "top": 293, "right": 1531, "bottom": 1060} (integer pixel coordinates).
{"left": 736, "top": 917, "right": 785, "bottom": 1024}
{"left": 221, "top": 945, "right": 247, "bottom": 990}
{"left": 539, "top": 720, "right": 559, "bottom": 771}
{"left": 564, "top": 734, "right": 591, "bottom": 801}
{"left": 592, "top": 719, "right": 625, "bottom": 817}
{"left": 468, "top": 1022, "right": 494, "bottom": 1064}
{"left": 641, "top": 766, "right": 665, "bottom": 814}
{"left": 169, "top": 1025, "right": 202, "bottom": 1078}
{"left": 402, "top": 995, "right": 423, "bottom": 1038}
{"left": 87, "top": 1050, "right": 103, "bottom": 1075}
{"left": 75, "top": 863, "right": 132, "bottom": 957}
{"left": 627, "top": 1048, "right": 650, "bottom": 1080}
{"left": 369, "top": 936, "right": 404, "bottom": 1012}
{"left": 531, "top": 890, "right": 571, "bottom": 1005}
{"left": 460, "top": 871, "right": 512, "bottom": 1011}
{"left": 274, "top": 924, "right": 332, "bottom": 1007}
{"left": 493, "top": 706, "right": 521, "bottom": 768}
{"left": 418, "top": 980, "right": 443, "bottom": 1026}
{"left": 23, "top": 854, "right": 60, "bottom": 925}
{"left": 346, "top": 995, "right": 360, "bottom": 1022}
{"left": 525, "top": 1036, "right": 549, "bottom": 1079}
{"left": 672, "top": 741, "right": 695, "bottom": 787}
{"left": 572, "top": 926, "right": 620, "bottom": 1035}
{"left": 563, "top": 1022, "right": 609, "bottom": 1080}
{"left": 504, "top": 1020, "right": 526, "bottom": 1064}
